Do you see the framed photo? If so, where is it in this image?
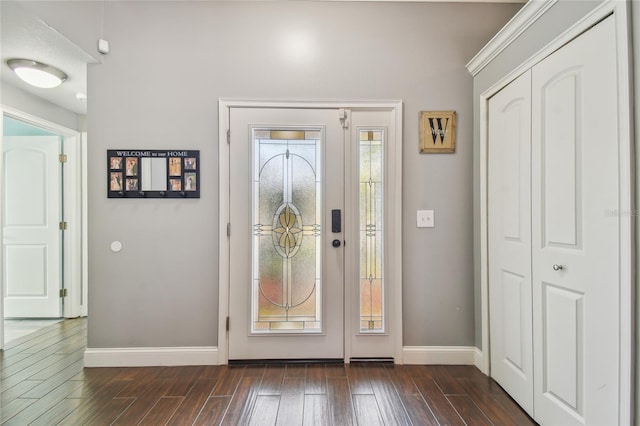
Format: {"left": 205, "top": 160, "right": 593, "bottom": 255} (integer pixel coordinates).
{"left": 107, "top": 150, "right": 200, "bottom": 198}
{"left": 126, "top": 179, "right": 138, "bottom": 191}
{"left": 184, "top": 173, "right": 197, "bottom": 191}
{"left": 169, "top": 178, "right": 182, "bottom": 191}
{"left": 169, "top": 157, "right": 182, "bottom": 176}
{"left": 110, "top": 157, "right": 123, "bottom": 170}
{"left": 184, "top": 157, "right": 197, "bottom": 170}
{"left": 125, "top": 157, "right": 138, "bottom": 176}
{"left": 110, "top": 172, "right": 123, "bottom": 191}
{"left": 419, "top": 111, "right": 456, "bottom": 153}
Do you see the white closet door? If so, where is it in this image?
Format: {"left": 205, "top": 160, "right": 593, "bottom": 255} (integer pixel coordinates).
{"left": 488, "top": 70, "right": 533, "bottom": 416}
{"left": 531, "top": 16, "right": 619, "bottom": 425}
{"left": 3, "top": 136, "right": 62, "bottom": 318}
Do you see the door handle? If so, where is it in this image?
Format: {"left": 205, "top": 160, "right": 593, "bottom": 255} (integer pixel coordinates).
{"left": 553, "top": 264, "right": 564, "bottom": 271}
{"left": 332, "top": 209, "right": 341, "bottom": 233}
{"left": 332, "top": 239, "right": 341, "bottom": 248}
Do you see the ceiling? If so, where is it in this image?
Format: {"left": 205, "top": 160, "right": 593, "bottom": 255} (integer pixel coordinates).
{"left": 1, "top": 2, "right": 95, "bottom": 115}
{"left": 0, "top": 0, "right": 525, "bottom": 118}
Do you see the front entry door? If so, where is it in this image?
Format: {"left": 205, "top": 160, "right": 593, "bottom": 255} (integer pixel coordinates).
{"left": 228, "top": 108, "right": 345, "bottom": 360}
{"left": 3, "top": 136, "right": 62, "bottom": 318}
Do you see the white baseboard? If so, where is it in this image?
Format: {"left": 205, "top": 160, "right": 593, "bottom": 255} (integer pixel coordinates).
{"left": 84, "top": 346, "right": 219, "bottom": 367}
{"left": 402, "top": 346, "right": 478, "bottom": 365}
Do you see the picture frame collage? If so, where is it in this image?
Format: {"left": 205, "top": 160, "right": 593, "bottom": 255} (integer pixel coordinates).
{"left": 107, "top": 149, "right": 200, "bottom": 198}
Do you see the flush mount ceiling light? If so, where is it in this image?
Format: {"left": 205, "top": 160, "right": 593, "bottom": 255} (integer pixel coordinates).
{"left": 7, "top": 58, "right": 68, "bottom": 89}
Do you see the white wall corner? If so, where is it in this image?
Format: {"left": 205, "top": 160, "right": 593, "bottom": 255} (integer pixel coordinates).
{"left": 402, "top": 346, "right": 477, "bottom": 365}
{"left": 84, "top": 347, "right": 219, "bottom": 367}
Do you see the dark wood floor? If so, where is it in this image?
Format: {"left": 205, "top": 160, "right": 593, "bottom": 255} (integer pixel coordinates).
{"left": 0, "top": 318, "right": 536, "bottom": 425}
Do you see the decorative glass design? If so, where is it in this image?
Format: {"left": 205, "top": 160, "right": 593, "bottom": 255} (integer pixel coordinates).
{"left": 252, "top": 129, "right": 322, "bottom": 333}
{"left": 359, "top": 130, "right": 384, "bottom": 332}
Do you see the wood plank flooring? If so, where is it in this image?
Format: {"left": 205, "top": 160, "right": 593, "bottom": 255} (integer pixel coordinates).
{"left": 0, "top": 319, "right": 537, "bottom": 425}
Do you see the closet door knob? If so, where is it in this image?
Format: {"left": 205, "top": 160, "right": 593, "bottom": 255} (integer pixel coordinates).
{"left": 552, "top": 264, "right": 564, "bottom": 271}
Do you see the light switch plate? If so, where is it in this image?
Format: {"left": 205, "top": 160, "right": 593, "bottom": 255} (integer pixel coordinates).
{"left": 417, "top": 210, "right": 434, "bottom": 228}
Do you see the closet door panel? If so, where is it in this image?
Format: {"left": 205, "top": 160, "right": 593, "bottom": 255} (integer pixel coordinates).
{"left": 531, "top": 15, "right": 619, "bottom": 426}
{"left": 488, "top": 69, "right": 533, "bottom": 416}
{"left": 541, "top": 74, "right": 580, "bottom": 248}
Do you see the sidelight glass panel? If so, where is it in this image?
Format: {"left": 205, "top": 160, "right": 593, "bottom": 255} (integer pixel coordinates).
{"left": 359, "top": 129, "right": 384, "bottom": 332}
{"left": 252, "top": 128, "right": 322, "bottom": 333}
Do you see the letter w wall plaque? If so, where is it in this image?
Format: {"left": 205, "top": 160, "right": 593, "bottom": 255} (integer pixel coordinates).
{"left": 419, "top": 111, "right": 456, "bottom": 153}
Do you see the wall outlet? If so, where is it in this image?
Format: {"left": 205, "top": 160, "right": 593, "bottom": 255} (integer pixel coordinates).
{"left": 417, "top": 210, "right": 434, "bottom": 228}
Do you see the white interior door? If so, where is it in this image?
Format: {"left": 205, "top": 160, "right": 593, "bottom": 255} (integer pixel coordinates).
{"left": 488, "top": 70, "right": 533, "bottom": 416}
{"left": 3, "top": 136, "right": 62, "bottom": 318}
{"left": 228, "top": 107, "right": 344, "bottom": 360}
{"left": 531, "top": 16, "right": 619, "bottom": 425}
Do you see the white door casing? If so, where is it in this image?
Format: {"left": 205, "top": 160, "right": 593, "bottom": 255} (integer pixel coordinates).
{"left": 219, "top": 100, "right": 403, "bottom": 363}
{"left": 487, "top": 69, "right": 533, "bottom": 416}
{"left": 1, "top": 107, "right": 86, "bottom": 350}
{"left": 3, "top": 136, "right": 62, "bottom": 318}
{"left": 531, "top": 15, "right": 619, "bottom": 425}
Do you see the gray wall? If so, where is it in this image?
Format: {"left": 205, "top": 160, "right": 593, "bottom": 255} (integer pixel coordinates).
{"left": 22, "top": 0, "right": 521, "bottom": 349}
{"left": 87, "top": 1, "right": 519, "bottom": 349}
{"left": 471, "top": 0, "right": 602, "bottom": 349}
{"left": 3, "top": 115, "right": 57, "bottom": 136}
{"left": 1, "top": 82, "right": 81, "bottom": 131}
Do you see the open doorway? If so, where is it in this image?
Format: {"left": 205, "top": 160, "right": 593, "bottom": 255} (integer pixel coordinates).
{"left": 1, "top": 110, "right": 87, "bottom": 348}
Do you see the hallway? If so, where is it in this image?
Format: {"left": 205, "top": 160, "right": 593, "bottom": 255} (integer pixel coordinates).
{"left": 0, "top": 319, "right": 535, "bottom": 425}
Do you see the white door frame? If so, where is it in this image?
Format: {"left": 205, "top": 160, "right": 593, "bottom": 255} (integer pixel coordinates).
{"left": 475, "top": 2, "right": 633, "bottom": 422}
{"left": 218, "top": 99, "right": 403, "bottom": 365}
{"left": 0, "top": 106, "right": 87, "bottom": 348}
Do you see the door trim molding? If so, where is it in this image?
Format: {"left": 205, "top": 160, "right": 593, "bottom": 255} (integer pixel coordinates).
{"left": 218, "top": 99, "right": 403, "bottom": 365}
{"left": 476, "top": 2, "right": 633, "bottom": 421}
{"left": 0, "top": 106, "right": 87, "bottom": 349}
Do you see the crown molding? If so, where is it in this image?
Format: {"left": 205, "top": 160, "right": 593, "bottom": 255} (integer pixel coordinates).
{"left": 466, "top": 0, "right": 558, "bottom": 76}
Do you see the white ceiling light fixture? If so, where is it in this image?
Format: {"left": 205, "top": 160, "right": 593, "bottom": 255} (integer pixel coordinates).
{"left": 7, "top": 58, "right": 68, "bottom": 89}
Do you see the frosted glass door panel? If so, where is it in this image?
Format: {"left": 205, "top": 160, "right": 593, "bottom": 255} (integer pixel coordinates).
{"left": 252, "top": 130, "right": 322, "bottom": 333}
{"left": 358, "top": 130, "right": 384, "bottom": 333}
